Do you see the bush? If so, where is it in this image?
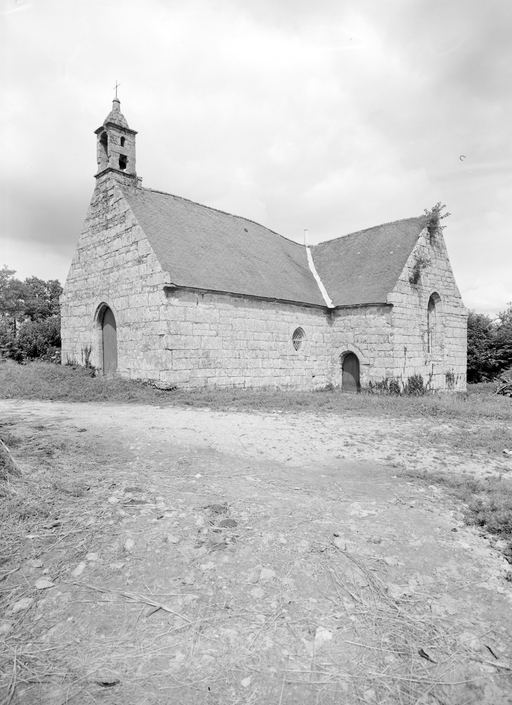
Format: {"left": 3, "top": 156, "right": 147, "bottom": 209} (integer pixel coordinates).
{"left": 16, "top": 316, "right": 61, "bottom": 360}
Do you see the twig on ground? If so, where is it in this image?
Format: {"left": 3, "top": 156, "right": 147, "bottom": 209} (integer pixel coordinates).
{"left": 75, "top": 583, "right": 193, "bottom": 624}
{"left": 0, "top": 439, "right": 22, "bottom": 479}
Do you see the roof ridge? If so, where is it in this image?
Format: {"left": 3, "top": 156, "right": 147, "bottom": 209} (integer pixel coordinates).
{"left": 313, "top": 215, "right": 426, "bottom": 248}
{"left": 138, "top": 186, "right": 306, "bottom": 249}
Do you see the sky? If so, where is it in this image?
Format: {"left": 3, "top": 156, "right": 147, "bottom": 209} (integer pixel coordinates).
{"left": 1, "top": 0, "right": 511, "bottom": 315}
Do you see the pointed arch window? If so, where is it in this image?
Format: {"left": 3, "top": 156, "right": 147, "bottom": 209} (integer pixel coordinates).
{"left": 427, "top": 293, "right": 442, "bottom": 355}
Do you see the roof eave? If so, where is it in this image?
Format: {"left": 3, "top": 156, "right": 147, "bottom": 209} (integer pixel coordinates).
{"left": 163, "top": 284, "right": 327, "bottom": 310}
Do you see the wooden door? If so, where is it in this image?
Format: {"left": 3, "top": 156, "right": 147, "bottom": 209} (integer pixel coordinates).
{"left": 342, "top": 353, "right": 360, "bottom": 392}
{"left": 102, "top": 307, "right": 118, "bottom": 375}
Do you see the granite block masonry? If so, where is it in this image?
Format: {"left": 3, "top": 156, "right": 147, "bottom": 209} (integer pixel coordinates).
{"left": 61, "top": 99, "right": 467, "bottom": 391}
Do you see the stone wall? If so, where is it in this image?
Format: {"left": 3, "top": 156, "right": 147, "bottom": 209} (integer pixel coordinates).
{"left": 159, "top": 290, "right": 331, "bottom": 388}
{"left": 387, "top": 228, "right": 467, "bottom": 391}
{"left": 329, "top": 305, "right": 393, "bottom": 387}
{"left": 60, "top": 175, "right": 169, "bottom": 371}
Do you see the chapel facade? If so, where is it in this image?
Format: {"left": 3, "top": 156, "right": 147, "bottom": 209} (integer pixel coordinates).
{"left": 60, "top": 100, "right": 467, "bottom": 391}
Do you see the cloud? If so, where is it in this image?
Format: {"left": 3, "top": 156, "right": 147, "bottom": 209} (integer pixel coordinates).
{"left": 0, "top": 0, "right": 510, "bottom": 314}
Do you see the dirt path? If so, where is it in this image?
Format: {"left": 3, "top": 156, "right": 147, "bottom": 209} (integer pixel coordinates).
{"left": 1, "top": 400, "right": 512, "bottom": 704}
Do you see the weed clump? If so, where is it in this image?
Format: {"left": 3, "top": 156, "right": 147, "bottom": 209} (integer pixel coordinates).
{"left": 369, "top": 378, "right": 401, "bottom": 395}
{"left": 404, "top": 374, "right": 427, "bottom": 396}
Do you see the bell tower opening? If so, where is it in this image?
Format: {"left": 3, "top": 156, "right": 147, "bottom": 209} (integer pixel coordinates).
{"left": 98, "top": 131, "right": 108, "bottom": 171}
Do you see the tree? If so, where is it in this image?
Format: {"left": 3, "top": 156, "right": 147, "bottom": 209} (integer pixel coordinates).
{"left": 466, "top": 311, "right": 500, "bottom": 383}
{"left": 22, "top": 277, "right": 62, "bottom": 321}
{"left": 0, "top": 265, "right": 63, "bottom": 361}
{"left": 0, "top": 266, "right": 27, "bottom": 333}
{"left": 495, "top": 303, "right": 512, "bottom": 374}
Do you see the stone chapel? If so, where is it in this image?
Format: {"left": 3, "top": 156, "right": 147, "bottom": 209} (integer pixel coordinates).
{"left": 60, "top": 99, "right": 467, "bottom": 391}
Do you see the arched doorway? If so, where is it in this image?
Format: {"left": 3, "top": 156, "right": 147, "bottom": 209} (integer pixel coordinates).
{"left": 101, "top": 306, "right": 118, "bottom": 375}
{"left": 342, "top": 352, "right": 360, "bottom": 392}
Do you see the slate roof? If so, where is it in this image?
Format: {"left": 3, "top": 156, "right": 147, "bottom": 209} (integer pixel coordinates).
{"left": 310, "top": 217, "right": 427, "bottom": 306}
{"left": 121, "top": 186, "right": 326, "bottom": 306}
{"left": 121, "top": 184, "right": 426, "bottom": 308}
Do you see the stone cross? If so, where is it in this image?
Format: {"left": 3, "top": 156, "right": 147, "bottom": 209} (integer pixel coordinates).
{"left": 113, "top": 81, "right": 121, "bottom": 99}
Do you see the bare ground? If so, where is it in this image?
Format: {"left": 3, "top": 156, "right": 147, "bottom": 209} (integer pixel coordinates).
{"left": 1, "top": 399, "right": 512, "bottom": 704}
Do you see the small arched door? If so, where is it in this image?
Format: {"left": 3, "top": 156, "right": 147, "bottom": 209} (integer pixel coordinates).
{"left": 342, "top": 352, "right": 360, "bottom": 392}
{"left": 101, "top": 307, "right": 118, "bottom": 375}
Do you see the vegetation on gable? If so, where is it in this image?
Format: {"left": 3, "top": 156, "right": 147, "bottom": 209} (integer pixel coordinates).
{"left": 423, "top": 202, "right": 451, "bottom": 244}
{"left": 408, "top": 254, "right": 431, "bottom": 285}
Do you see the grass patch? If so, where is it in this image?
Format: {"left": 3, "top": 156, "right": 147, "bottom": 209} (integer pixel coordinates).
{"left": 409, "top": 470, "right": 512, "bottom": 560}
{"left": 1, "top": 360, "right": 512, "bottom": 422}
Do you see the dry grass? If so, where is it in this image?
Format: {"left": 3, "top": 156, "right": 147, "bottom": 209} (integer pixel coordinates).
{"left": 0, "top": 427, "right": 126, "bottom": 705}
{"left": 407, "top": 470, "right": 512, "bottom": 556}
{"left": 1, "top": 360, "right": 511, "bottom": 422}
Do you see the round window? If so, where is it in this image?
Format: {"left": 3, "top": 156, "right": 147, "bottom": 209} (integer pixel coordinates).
{"left": 292, "top": 327, "right": 305, "bottom": 351}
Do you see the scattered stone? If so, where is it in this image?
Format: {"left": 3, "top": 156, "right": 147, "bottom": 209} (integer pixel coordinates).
{"left": 250, "top": 587, "right": 265, "bottom": 599}
{"left": 124, "top": 538, "right": 135, "bottom": 552}
{"left": 92, "top": 672, "right": 120, "bottom": 688}
{"left": 333, "top": 537, "right": 345, "bottom": 550}
{"left": 164, "top": 534, "right": 180, "bottom": 544}
{"left": 86, "top": 553, "right": 99, "bottom": 562}
{"left": 314, "top": 626, "right": 333, "bottom": 650}
{"left": 259, "top": 567, "right": 276, "bottom": 582}
{"left": 30, "top": 559, "right": 43, "bottom": 568}
{"left": 429, "top": 594, "right": 459, "bottom": 615}
{"left": 72, "top": 562, "right": 87, "bottom": 578}
{"left": 124, "top": 486, "right": 143, "bottom": 493}
{"left": 108, "top": 496, "right": 119, "bottom": 504}
{"left": 200, "top": 561, "right": 216, "bottom": 571}
{"left": 383, "top": 556, "right": 401, "bottom": 566}
{"left": 241, "top": 677, "right": 252, "bottom": 688}
{"left": 218, "top": 518, "right": 237, "bottom": 528}
{"left": 35, "top": 578, "right": 55, "bottom": 590}
{"left": 458, "top": 631, "right": 481, "bottom": 651}
{"left": 278, "top": 535, "right": 287, "bottom": 544}
{"left": 0, "top": 622, "right": 13, "bottom": 635}
{"left": 386, "top": 583, "right": 411, "bottom": 599}
{"left": 109, "top": 562, "right": 125, "bottom": 570}
{"left": 11, "top": 597, "right": 34, "bottom": 614}
{"left": 363, "top": 688, "right": 377, "bottom": 702}
{"left": 181, "top": 572, "right": 195, "bottom": 585}
{"left": 206, "top": 503, "right": 228, "bottom": 514}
